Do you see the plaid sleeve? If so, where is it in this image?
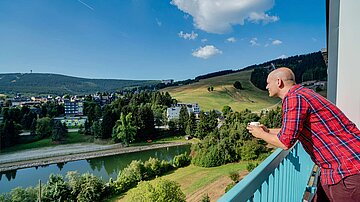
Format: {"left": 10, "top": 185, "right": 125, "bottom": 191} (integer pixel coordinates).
{"left": 277, "top": 95, "right": 308, "bottom": 148}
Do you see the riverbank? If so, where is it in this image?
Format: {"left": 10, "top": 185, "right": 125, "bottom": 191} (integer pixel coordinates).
{"left": 0, "top": 142, "right": 189, "bottom": 172}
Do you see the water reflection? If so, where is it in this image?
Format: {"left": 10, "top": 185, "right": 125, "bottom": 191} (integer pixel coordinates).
{"left": 56, "top": 162, "right": 67, "bottom": 171}
{"left": 0, "top": 144, "right": 190, "bottom": 194}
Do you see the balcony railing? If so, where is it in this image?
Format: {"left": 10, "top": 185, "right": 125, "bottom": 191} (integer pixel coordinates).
{"left": 218, "top": 142, "right": 316, "bottom": 202}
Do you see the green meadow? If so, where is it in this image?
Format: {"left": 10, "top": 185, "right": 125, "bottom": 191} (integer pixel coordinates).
{"left": 162, "top": 70, "right": 280, "bottom": 112}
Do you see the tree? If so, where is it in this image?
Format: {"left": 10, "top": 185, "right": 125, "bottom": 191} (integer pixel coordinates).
{"left": 178, "top": 106, "right": 189, "bottom": 133}
{"left": 185, "top": 112, "right": 196, "bottom": 136}
{"left": 1, "top": 120, "right": 20, "bottom": 148}
{"left": 233, "top": 81, "right": 243, "bottom": 90}
{"left": 101, "top": 106, "right": 117, "bottom": 139}
{"left": 36, "top": 117, "right": 52, "bottom": 138}
{"left": 52, "top": 121, "right": 67, "bottom": 141}
{"left": 112, "top": 113, "right": 137, "bottom": 145}
{"left": 91, "top": 120, "right": 103, "bottom": 139}
{"left": 222, "top": 106, "right": 232, "bottom": 116}
{"left": 135, "top": 104, "right": 154, "bottom": 140}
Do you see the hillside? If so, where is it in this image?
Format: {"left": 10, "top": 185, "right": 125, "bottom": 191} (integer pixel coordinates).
{"left": 162, "top": 70, "right": 280, "bottom": 112}
{"left": 0, "top": 73, "right": 160, "bottom": 95}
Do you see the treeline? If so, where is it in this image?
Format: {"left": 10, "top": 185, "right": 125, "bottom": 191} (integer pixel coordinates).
{"left": 158, "top": 51, "right": 326, "bottom": 91}
{"left": 0, "top": 103, "right": 65, "bottom": 150}
{"left": 0, "top": 73, "right": 160, "bottom": 95}
{"left": 250, "top": 51, "right": 327, "bottom": 90}
{"left": 191, "top": 106, "right": 283, "bottom": 167}
{"left": 0, "top": 154, "right": 190, "bottom": 202}
{"left": 81, "top": 91, "right": 175, "bottom": 144}
{"left": 156, "top": 69, "right": 241, "bottom": 89}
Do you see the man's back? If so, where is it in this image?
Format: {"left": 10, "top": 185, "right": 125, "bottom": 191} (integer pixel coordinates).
{"left": 280, "top": 84, "right": 360, "bottom": 185}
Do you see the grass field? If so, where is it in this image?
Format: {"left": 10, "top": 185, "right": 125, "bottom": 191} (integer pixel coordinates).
{"left": 2, "top": 132, "right": 92, "bottom": 153}
{"left": 162, "top": 70, "right": 280, "bottom": 112}
{"left": 109, "top": 162, "right": 253, "bottom": 202}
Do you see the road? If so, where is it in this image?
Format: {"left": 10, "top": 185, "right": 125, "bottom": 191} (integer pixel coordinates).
{"left": 19, "top": 128, "right": 79, "bottom": 136}
{"left": 0, "top": 142, "right": 189, "bottom": 172}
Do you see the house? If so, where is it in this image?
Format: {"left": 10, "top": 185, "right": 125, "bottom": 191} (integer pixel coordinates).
{"left": 64, "top": 99, "right": 84, "bottom": 116}
{"left": 166, "top": 103, "right": 200, "bottom": 121}
{"left": 161, "top": 79, "right": 174, "bottom": 85}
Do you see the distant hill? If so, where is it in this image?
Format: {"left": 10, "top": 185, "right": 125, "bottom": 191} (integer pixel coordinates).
{"left": 162, "top": 70, "right": 280, "bottom": 113}
{"left": 0, "top": 73, "right": 160, "bottom": 96}
{"left": 162, "top": 51, "right": 327, "bottom": 112}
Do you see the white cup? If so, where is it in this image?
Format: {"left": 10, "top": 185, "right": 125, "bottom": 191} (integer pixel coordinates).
{"left": 248, "top": 122, "right": 260, "bottom": 126}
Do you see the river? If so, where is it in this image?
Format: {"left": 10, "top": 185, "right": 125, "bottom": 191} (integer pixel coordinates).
{"left": 0, "top": 144, "right": 190, "bottom": 194}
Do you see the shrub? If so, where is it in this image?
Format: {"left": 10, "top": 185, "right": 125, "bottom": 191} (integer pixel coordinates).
{"left": 246, "top": 162, "right": 258, "bottom": 172}
{"left": 66, "top": 172, "right": 105, "bottom": 202}
{"left": 8, "top": 187, "right": 37, "bottom": 202}
{"left": 191, "top": 145, "right": 225, "bottom": 167}
{"left": 42, "top": 174, "right": 72, "bottom": 202}
{"left": 114, "top": 160, "right": 145, "bottom": 193}
{"left": 144, "top": 157, "right": 161, "bottom": 179}
{"left": 225, "top": 182, "right": 236, "bottom": 193}
{"left": 228, "top": 171, "right": 239, "bottom": 183}
{"left": 76, "top": 173, "right": 104, "bottom": 202}
{"left": 200, "top": 193, "right": 210, "bottom": 202}
{"left": 127, "top": 179, "right": 186, "bottom": 202}
{"left": 241, "top": 140, "right": 263, "bottom": 161}
{"left": 160, "top": 160, "right": 173, "bottom": 174}
{"left": 173, "top": 153, "right": 191, "bottom": 168}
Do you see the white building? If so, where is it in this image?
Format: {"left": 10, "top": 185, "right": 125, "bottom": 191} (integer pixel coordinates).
{"left": 166, "top": 103, "right": 200, "bottom": 121}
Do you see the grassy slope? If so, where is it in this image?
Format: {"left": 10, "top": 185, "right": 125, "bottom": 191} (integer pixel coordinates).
{"left": 1, "top": 132, "right": 91, "bottom": 153}
{"left": 111, "top": 162, "right": 250, "bottom": 202}
{"left": 162, "top": 70, "right": 280, "bottom": 112}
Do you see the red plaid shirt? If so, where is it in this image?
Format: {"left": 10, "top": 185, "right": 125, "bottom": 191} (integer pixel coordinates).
{"left": 277, "top": 84, "right": 360, "bottom": 185}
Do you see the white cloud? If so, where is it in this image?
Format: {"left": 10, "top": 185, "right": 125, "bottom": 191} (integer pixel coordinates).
{"left": 248, "top": 12, "right": 279, "bottom": 24}
{"left": 250, "top": 38, "right": 259, "bottom": 46}
{"left": 272, "top": 39, "right": 282, "bottom": 45}
{"left": 201, "top": 38, "right": 208, "bottom": 43}
{"left": 171, "top": 0, "right": 278, "bottom": 34}
{"left": 264, "top": 43, "right": 269, "bottom": 47}
{"left": 192, "top": 45, "right": 222, "bottom": 59}
{"left": 276, "top": 54, "right": 287, "bottom": 59}
{"left": 226, "top": 37, "right": 236, "bottom": 43}
{"left": 178, "top": 31, "right": 198, "bottom": 40}
{"left": 156, "top": 18, "right": 162, "bottom": 27}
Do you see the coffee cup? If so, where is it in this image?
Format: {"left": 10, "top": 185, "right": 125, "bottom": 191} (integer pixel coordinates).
{"left": 248, "top": 122, "right": 260, "bottom": 126}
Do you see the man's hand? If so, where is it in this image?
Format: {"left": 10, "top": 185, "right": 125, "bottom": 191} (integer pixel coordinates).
{"left": 247, "top": 125, "right": 266, "bottom": 138}
{"left": 246, "top": 125, "right": 288, "bottom": 150}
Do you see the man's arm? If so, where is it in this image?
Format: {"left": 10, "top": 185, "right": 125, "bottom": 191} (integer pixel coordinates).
{"left": 247, "top": 126, "right": 288, "bottom": 150}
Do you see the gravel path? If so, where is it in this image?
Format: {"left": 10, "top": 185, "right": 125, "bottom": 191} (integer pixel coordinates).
{"left": 0, "top": 142, "right": 189, "bottom": 172}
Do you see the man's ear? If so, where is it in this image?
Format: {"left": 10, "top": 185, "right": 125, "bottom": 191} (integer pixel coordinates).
{"left": 277, "top": 79, "right": 284, "bottom": 88}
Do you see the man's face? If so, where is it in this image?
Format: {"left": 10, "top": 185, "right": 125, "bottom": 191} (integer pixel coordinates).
{"left": 266, "top": 75, "right": 279, "bottom": 97}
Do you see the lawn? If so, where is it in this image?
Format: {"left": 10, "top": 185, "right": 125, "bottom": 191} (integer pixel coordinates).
{"left": 109, "top": 162, "right": 256, "bottom": 202}
{"left": 1, "top": 132, "right": 91, "bottom": 153}
{"left": 162, "top": 70, "right": 280, "bottom": 113}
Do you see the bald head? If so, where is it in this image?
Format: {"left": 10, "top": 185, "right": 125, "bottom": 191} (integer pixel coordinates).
{"left": 268, "top": 67, "right": 296, "bottom": 85}
{"left": 266, "top": 67, "right": 296, "bottom": 99}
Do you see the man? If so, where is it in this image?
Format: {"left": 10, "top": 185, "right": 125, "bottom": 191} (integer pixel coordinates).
{"left": 247, "top": 67, "right": 360, "bottom": 201}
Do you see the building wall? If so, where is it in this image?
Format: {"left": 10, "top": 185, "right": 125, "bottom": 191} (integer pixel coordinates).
{"left": 332, "top": 0, "right": 360, "bottom": 126}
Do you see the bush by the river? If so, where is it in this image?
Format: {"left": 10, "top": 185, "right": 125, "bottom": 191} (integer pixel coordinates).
{"left": 0, "top": 172, "right": 106, "bottom": 202}
{"left": 127, "top": 179, "right": 186, "bottom": 202}
{"left": 113, "top": 153, "right": 190, "bottom": 194}
{"left": 0, "top": 153, "right": 190, "bottom": 202}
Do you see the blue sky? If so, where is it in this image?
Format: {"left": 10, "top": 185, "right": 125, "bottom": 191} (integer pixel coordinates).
{"left": 0, "top": 0, "right": 326, "bottom": 81}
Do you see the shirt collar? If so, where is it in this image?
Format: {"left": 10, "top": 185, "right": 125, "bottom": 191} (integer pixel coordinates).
{"left": 283, "top": 84, "right": 302, "bottom": 99}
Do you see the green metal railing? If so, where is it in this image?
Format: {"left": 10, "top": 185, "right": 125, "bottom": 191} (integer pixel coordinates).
{"left": 218, "top": 142, "right": 315, "bottom": 202}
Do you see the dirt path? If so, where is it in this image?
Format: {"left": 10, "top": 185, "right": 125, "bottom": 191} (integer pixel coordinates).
{"left": 0, "top": 142, "right": 189, "bottom": 172}
{"left": 186, "top": 170, "right": 249, "bottom": 202}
